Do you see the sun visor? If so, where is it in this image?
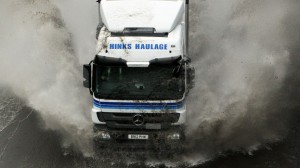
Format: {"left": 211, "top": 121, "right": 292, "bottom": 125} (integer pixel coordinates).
{"left": 126, "top": 62, "right": 150, "bottom": 67}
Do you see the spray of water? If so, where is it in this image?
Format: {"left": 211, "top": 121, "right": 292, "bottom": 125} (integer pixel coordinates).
{"left": 0, "top": 0, "right": 93, "bottom": 155}
{"left": 49, "top": 0, "right": 299, "bottom": 165}
{"left": 50, "top": 0, "right": 98, "bottom": 64}
{"left": 0, "top": 0, "right": 299, "bottom": 164}
{"left": 185, "top": 0, "right": 298, "bottom": 162}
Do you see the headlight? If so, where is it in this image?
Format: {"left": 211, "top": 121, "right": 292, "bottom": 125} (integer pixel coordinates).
{"left": 96, "top": 131, "right": 111, "bottom": 140}
{"left": 167, "top": 133, "right": 181, "bottom": 140}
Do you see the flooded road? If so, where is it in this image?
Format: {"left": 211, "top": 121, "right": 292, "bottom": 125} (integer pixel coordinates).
{"left": 0, "top": 0, "right": 299, "bottom": 167}
{"left": 0, "top": 103, "right": 299, "bottom": 168}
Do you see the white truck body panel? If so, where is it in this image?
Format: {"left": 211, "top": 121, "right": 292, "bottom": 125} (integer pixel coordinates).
{"left": 101, "top": 0, "right": 185, "bottom": 33}
{"left": 96, "top": 24, "right": 184, "bottom": 62}
{"left": 90, "top": 0, "right": 189, "bottom": 128}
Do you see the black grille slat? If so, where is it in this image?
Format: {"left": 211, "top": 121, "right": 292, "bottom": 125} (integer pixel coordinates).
{"left": 107, "top": 122, "right": 145, "bottom": 129}
{"left": 102, "top": 113, "right": 133, "bottom": 121}
{"left": 106, "top": 122, "right": 172, "bottom": 130}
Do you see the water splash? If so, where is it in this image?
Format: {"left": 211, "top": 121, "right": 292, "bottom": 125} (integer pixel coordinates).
{"left": 0, "top": 0, "right": 299, "bottom": 164}
{"left": 186, "top": 0, "right": 297, "bottom": 162}
{"left": 0, "top": 0, "right": 93, "bottom": 156}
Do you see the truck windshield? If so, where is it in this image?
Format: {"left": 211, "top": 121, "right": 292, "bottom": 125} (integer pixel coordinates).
{"left": 93, "top": 64, "right": 185, "bottom": 100}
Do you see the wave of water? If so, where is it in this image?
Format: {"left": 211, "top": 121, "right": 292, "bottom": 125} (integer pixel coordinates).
{"left": 0, "top": 0, "right": 93, "bottom": 156}
{"left": 185, "top": 0, "right": 299, "bottom": 164}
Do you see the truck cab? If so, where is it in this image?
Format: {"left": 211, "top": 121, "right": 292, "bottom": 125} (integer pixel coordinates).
{"left": 83, "top": 0, "right": 194, "bottom": 149}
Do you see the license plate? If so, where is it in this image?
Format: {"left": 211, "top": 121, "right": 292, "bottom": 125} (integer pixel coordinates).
{"left": 128, "top": 134, "right": 149, "bottom": 140}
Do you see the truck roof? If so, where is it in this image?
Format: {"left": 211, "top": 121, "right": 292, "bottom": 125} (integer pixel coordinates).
{"left": 100, "top": 0, "right": 185, "bottom": 33}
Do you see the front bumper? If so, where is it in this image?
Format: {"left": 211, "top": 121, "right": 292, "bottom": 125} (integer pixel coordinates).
{"left": 93, "top": 124, "right": 185, "bottom": 150}
{"left": 91, "top": 107, "right": 187, "bottom": 125}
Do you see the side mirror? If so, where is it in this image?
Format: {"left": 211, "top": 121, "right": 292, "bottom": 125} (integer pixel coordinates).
{"left": 83, "top": 64, "right": 91, "bottom": 88}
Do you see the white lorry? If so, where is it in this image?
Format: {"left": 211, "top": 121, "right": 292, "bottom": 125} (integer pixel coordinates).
{"left": 83, "top": 0, "right": 194, "bottom": 150}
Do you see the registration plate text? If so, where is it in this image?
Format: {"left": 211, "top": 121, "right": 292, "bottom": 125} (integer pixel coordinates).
{"left": 128, "top": 134, "right": 149, "bottom": 140}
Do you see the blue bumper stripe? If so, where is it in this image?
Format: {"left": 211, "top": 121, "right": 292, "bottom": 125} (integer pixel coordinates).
{"left": 93, "top": 100, "right": 184, "bottom": 110}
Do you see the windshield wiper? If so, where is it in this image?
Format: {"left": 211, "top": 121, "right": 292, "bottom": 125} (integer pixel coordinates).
{"left": 172, "top": 61, "right": 184, "bottom": 78}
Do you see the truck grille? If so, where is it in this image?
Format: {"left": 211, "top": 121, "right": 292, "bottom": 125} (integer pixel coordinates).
{"left": 97, "top": 113, "right": 180, "bottom": 130}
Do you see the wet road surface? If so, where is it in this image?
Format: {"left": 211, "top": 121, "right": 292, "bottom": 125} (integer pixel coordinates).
{"left": 0, "top": 105, "right": 299, "bottom": 168}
